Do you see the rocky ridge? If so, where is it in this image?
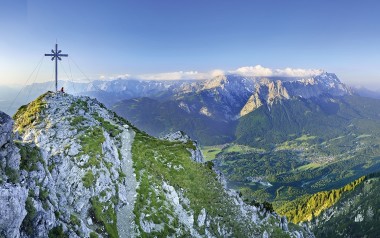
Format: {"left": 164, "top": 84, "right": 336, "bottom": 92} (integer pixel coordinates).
{"left": 1, "top": 92, "right": 313, "bottom": 237}
{"left": 167, "top": 72, "right": 352, "bottom": 121}
{"left": 0, "top": 112, "right": 27, "bottom": 238}
{"left": 12, "top": 92, "right": 135, "bottom": 238}
{"left": 5, "top": 71, "right": 351, "bottom": 119}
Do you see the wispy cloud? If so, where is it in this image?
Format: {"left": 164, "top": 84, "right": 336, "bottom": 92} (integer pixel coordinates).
{"left": 98, "top": 65, "right": 323, "bottom": 81}
{"left": 135, "top": 69, "right": 223, "bottom": 81}
{"left": 107, "top": 74, "right": 131, "bottom": 80}
{"left": 137, "top": 71, "right": 203, "bottom": 80}
{"left": 230, "top": 65, "right": 323, "bottom": 77}
{"left": 136, "top": 69, "right": 225, "bottom": 80}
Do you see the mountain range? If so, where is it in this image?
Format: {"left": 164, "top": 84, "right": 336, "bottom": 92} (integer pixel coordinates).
{"left": 3, "top": 71, "right": 380, "bottom": 116}
{"left": 112, "top": 72, "right": 352, "bottom": 144}
{"left": 1, "top": 71, "right": 380, "bottom": 237}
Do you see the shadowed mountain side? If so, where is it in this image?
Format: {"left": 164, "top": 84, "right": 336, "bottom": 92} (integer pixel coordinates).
{"left": 308, "top": 173, "right": 380, "bottom": 237}
{"left": 236, "top": 95, "right": 380, "bottom": 148}
{"left": 113, "top": 97, "right": 237, "bottom": 145}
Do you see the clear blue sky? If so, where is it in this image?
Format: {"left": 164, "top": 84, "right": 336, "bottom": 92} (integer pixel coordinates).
{"left": 1, "top": 0, "right": 380, "bottom": 88}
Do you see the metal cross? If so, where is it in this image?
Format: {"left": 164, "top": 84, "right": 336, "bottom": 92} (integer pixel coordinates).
{"left": 45, "top": 44, "right": 68, "bottom": 92}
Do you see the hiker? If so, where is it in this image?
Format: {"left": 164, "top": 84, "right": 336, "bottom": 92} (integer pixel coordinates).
{"left": 60, "top": 87, "right": 65, "bottom": 93}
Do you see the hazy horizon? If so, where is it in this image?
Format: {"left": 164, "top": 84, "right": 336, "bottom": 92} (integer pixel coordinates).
{"left": 0, "top": 65, "right": 379, "bottom": 92}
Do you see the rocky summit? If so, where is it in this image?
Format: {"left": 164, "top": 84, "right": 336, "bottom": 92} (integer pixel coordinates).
{"left": 0, "top": 91, "right": 313, "bottom": 237}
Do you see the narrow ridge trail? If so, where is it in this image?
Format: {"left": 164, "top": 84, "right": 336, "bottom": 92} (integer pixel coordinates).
{"left": 117, "top": 127, "right": 137, "bottom": 238}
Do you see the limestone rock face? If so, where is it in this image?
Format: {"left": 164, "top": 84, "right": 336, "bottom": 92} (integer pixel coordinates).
{"left": 281, "top": 216, "right": 289, "bottom": 232}
{"left": 0, "top": 112, "right": 20, "bottom": 171}
{"left": 0, "top": 112, "right": 12, "bottom": 148}
{"left": 0, "top": 112, "right": 27, "bottom": 238}
{"left": 240, "top": 79, "right": 290, "bottom": 116}
{"left": 202, "top": 74, "right": 228, "bottom": 90}
{"left": 239, "top": 73, "right": 350, "bottom": 116}
{"left": 0, "top": 184, "right": 28, "bottom": 238}
{"left": 240, "top": 92, "right": 263, "bottom": 117}
{"left": 267, "top": 80, "right": 290, "bottom": 104}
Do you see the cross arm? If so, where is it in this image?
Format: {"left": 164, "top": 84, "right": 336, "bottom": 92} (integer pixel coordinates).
{"left": 45, "top": 53, "right": 55, "bottom": 56}
{"left": 58, "top": 54, "right": 68, "bottom": 57}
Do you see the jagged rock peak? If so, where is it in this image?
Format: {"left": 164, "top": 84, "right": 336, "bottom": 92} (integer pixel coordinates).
{"left": 239, "top": 79, "right": 290, "bottom": 117}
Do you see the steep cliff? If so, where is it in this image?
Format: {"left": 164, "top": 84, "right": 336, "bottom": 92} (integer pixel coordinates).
{"left": 0, "top": 112, "right": 27, "bottom": 238}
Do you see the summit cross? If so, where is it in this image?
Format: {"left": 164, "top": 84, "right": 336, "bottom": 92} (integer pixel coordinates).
{"left": 45, "top": 44, "right": 68, "bottom": 92}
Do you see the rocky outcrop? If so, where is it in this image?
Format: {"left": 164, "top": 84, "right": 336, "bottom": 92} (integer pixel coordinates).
{"left": 162, "top": 130, "right": 192, "bottom": 143}
{"left": 161, "top": 131, "right": 204, "bottom": 163}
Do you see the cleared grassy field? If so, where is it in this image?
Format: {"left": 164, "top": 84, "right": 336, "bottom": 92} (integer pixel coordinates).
{"left": 201, "top": 146, "right": 223, "bottom": 161}
{"left": 224, "top": 144, "right": 265, "bottom": 154}
{"left": 201, "top": 144, "right": 265, "bottom": 161}
{"left": 296, "top": 163, "right": 321, "bottom": 171}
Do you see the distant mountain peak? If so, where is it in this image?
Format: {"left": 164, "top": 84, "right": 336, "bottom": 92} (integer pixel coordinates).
{"left": 202, "top": 74, "right": 228, "bottom": 90}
